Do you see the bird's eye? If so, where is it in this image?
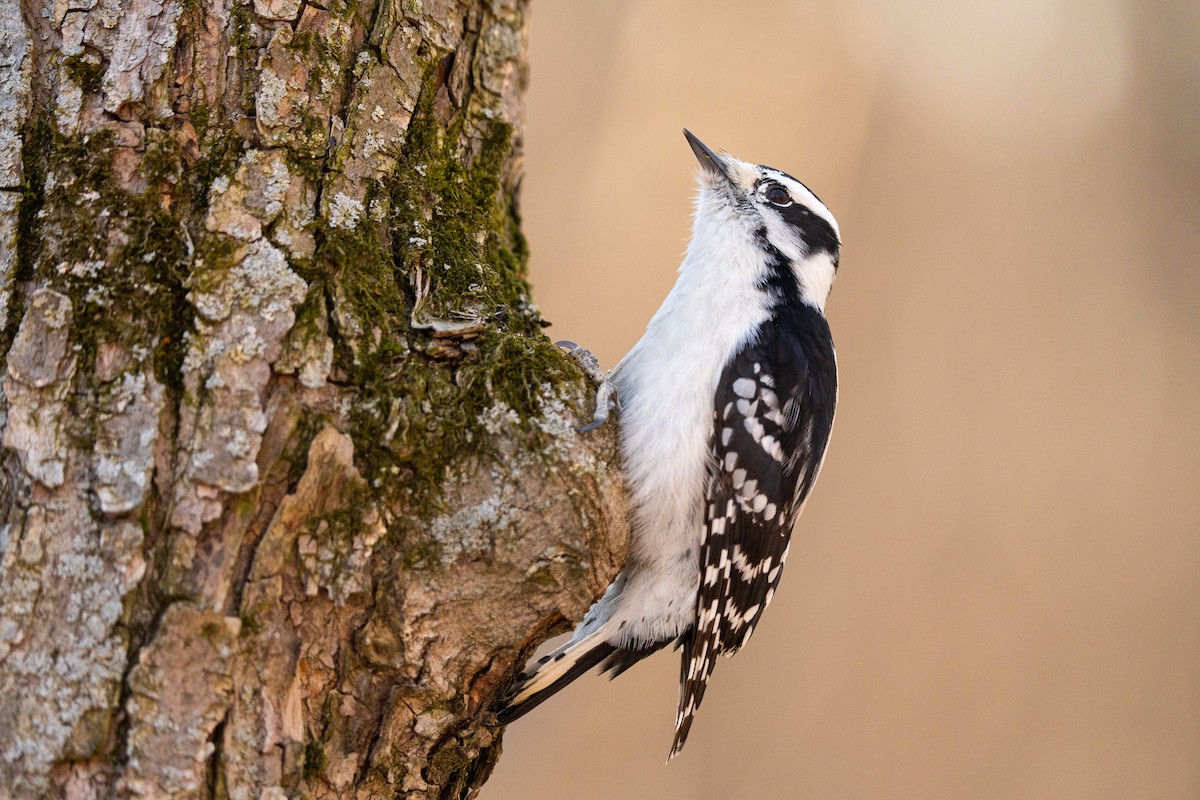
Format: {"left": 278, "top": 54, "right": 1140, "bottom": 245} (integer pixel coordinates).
{"left": 764, "top": 183, "right": 791, "bottom": 205}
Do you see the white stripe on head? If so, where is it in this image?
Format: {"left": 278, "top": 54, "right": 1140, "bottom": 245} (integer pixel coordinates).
{"left": 703, "top": 156, "right": 840, "bottom": 244}
{"left": 758, "top": 205, "right": 838, "bottom": 311}
{"left": 765, "top": 168, "right": 840, "bottom": 242}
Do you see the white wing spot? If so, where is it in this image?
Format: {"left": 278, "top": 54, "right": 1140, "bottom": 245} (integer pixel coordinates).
{"left": 736, "top": 398, "right": 759, "bottom": 417}
{"left": 721, "top": 426, "right": 733, "bottom": 446}
{"left": 724, "top": 451, "right": 738, "bottom": 471}
{"left": 732, "top": 378, "right": 756, "bottom": 398}
{"left": 732, "top": 469, "right": 746, "bottom": 489}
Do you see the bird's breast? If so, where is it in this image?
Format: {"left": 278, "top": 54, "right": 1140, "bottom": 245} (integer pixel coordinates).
{"left": 613, "top": 274, "right": 773, "bottom": 569}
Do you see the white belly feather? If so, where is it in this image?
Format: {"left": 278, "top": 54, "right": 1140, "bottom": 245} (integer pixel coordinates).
{"left": 593, "top": 227, "right": 773, "bottom": 648}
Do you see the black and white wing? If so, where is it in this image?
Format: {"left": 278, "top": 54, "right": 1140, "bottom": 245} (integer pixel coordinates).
{"left": 671, "top": 316, "right": 837, "bottom": 757}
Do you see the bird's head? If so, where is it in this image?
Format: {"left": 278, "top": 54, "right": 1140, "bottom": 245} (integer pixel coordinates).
{"left": 683, "top": 129, "right": 840, "bottom": 312}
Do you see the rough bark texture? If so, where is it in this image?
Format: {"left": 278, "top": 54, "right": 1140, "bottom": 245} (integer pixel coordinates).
{"left": 0, "top": 0, "right": 628, "bottom": 797}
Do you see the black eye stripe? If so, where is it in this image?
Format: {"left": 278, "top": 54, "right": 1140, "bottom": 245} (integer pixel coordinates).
{"left": 752, "top": 173, "right": 839, "bottom": 258}
{"left": 776, "top": 203, "right": 839, "bottom": 257}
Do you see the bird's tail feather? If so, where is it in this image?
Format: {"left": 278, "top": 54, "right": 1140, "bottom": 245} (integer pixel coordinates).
{"left": 669, "top": 627, "right": 708, "bottom": 760}
{"left": 495, "top": 628, "right": 617, "bottom": 725}
{"left": 495, "top": 622, "right": 680, "bottom": 725}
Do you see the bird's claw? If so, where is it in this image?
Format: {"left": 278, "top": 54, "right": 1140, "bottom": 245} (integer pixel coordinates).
{"left": 557, "top": 340, "right": 619, "bottom": 432}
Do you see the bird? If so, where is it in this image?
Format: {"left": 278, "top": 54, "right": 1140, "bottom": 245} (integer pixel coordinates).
{"left": 496, "top": 130, "right": 841, "bottom": 759}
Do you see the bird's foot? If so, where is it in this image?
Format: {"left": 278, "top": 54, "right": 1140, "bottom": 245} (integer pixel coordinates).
{"left": 557, "top": 340, "right": 619, "bottom": 432}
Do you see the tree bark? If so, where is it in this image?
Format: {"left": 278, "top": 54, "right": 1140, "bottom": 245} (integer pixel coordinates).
{"left": 0, "top": 0, "right": 627, "bottom": 797}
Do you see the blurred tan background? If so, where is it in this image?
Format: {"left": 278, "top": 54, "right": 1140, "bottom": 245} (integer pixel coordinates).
{"left": 485, "top": 1, "right": 1200, "bottom": 797}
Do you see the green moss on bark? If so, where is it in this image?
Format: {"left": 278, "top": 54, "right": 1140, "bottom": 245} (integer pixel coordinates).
{"left": 187, "top": 112, "right": 247, "bottom": 213}
{"left": 9, "top": 89, "right": 271, "bottom": 396}
{"left": 302, "top": 736, "right": 328, "bottom": 781}
{"left": 142, "top": 129, "right": 185, "bottom": 188}
{"left": 14, "top": 124, "right": 193, "bottom": 391}
{"left": 60, "top": 53, "right": 104, "bottom": 95}
{"left": 322, "top": 74, "right": 580, "bottom": 524}
{"left": 7, "top": 114, "right": 52, "bottom": 352}
{"left": 390, "top": 85, "right": 532, "bottom": 319}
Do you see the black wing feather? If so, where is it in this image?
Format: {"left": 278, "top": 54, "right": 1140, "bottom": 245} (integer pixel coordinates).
{"left": 671, "top": 312, "right": 836, "bottom": 756}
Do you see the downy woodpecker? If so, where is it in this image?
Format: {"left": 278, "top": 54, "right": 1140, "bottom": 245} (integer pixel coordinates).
{"left": 497, "top": 131, "right": 841, "bottom": 759}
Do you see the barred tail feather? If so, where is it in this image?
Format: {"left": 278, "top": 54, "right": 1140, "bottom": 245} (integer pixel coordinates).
{"left": 496, "top": 623, "right": 679, "bottom": 726}
{"left": 670, "top": 626, "right": 716, "bottom": 760}
{"left": 495, "top": 629, "right": 617, "bottom": 725}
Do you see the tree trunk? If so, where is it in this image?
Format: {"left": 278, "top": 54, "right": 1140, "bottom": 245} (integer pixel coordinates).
{"left": 0, "top": 0, "right": 627, "bottom": 797}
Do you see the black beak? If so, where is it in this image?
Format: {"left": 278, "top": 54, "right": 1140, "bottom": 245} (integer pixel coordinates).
{"left": 683, "top": 129, "right": 732, "bottom": 184}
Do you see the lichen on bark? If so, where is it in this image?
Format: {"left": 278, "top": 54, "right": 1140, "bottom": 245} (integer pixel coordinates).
{"left": 0, "top": 0, "right": 627, "bottom": 798}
